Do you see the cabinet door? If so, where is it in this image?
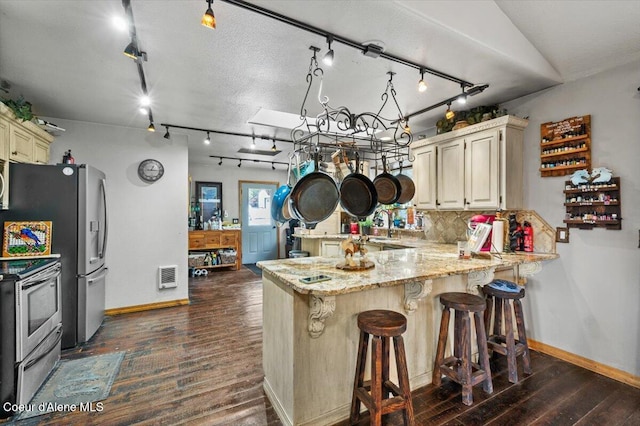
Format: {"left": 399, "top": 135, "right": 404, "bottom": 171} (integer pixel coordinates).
{"left": 437, "top": 138, "right": 465, "bottom": 209}
{"left": 321, "top": 241, "right": 344, "bottom": 257}
{"left": 9, "top": 124, "right": 34, "bottom": 163}
{"left": 33, "top": 138, "right": 49, "bottom": 164}
{"left": 220, "top": 231, "right": 237, "bottom": 247}
{"left": 465, "top": 129, "right": 499, "bottom": 209}
{"left": 0, "top": 117, "right": 9, "bottom": 161}
{"left": 413, "top": 144, "right": 437, "bottom": 209}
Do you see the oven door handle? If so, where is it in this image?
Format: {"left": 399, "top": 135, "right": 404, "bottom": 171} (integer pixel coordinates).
{"left": 20, "top": 263, "right": 62, "bottom": 290}
{"left": 23, "top": 327, "right": 63, "bottom": 370}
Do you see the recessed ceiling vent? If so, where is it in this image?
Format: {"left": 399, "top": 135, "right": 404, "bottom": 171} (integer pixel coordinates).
{"left": 237, "top": 148, "right": 280, "bottom": 156}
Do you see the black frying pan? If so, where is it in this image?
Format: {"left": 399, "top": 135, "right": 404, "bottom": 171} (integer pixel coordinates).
{"left": 373, "top": 155, "right": 401, "bottom": 205}
{"left": 289, "top": 153, "right": 339, "bottom": 226}
{"left": 395, "top": 160, "right": 415, "bottom": 204}
{"left": 339, "top": 152, "right": 378, "bottom": 220}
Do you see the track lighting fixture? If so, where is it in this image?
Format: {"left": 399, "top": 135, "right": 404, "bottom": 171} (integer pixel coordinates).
{"left": 163, "top": 126, "right": 170, "bottom": 139}
{"left": 251, "top": 135, "right": 256, "bottom": 149}
{"left": 418, "top": 68, "right": 427, "bottom": 92}
{"left": 123, "top": 41, "right": 138, "bottom": 59}
{"left": 147, "top": 122, "right": 155, "bottom": 132}
{"left": 403, "top": 117, "right": 411, "bottom": 133}
{"left": 218, "top": 158, "right": 223, "bottom": 166}
{"left": 201, "top": 0, "right": 216, "bottom": 29}
{"left": 271, "top": 139, "right": 277, "bottom": 151}
{"left": 204, "top": 132, "right": 211, "bottom": 144}
{"left": 457, "top": 85, "right": 467, "bottom": 105}
{"left": 272, "top": 162, "right": 275, "bottom": 170}
{"left": 237, "top": 159, "right": 242, "bottom": 168}
{"left": 445, "top": 102, "right": 455, "bottom": 120}
{"left": 323, "top": 35, "right": 334, "bottom": 66}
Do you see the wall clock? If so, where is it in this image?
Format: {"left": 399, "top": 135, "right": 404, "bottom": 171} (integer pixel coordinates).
{"left": 138, "top": 159, "right": 164, "bottom": 182}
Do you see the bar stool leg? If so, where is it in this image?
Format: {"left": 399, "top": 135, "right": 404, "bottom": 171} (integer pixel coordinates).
{"left": 382, "top": 336, "right": 391, "bottom": 400}
{"left": 393, "top": 335, "right": 415, "bottom": 426}
{"left": 433, "top": 307, "right": 450, "bottom": 386}
{"left": 350, "top": 330, "right": 369, "bottom": 423}
{"left": 371, "top": 335, "right": 383, "bottom": 426}
{"left": 514, "top": 299, "right": 532, "bottom": 375}
{"left": 474, "top": 311, "right": 493, "bottom": 394}
{"left": 459, "top": 313, "right": 473, "bottom": 406}
{"left": 503, "top": 299, "right": 518, "bottom": 383}
{"left": 484, "top": 295, "right": 493, "bottom": 340}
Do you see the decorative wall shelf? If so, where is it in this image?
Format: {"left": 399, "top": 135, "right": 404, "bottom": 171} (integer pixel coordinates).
{"left": 563, "top": 177, "right": 621, "bottom": 230}
{"left": 540, "top": 115, "right": 591, "bottom": 177}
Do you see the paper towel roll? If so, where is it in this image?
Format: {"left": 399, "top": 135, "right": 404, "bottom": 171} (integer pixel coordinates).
{"left": 491, "top": 220, "right": 505, "bottom": 253}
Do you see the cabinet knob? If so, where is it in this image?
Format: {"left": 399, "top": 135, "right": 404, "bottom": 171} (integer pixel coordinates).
{"left": 11, "top": 151, "right": 17, "bottom": 155}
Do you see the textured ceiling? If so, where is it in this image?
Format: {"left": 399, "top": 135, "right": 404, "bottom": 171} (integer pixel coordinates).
{"left": 0, "top": 1, "right": 638, "bottom": 167}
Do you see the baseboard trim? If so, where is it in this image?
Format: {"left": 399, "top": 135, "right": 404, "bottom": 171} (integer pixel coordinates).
{"left": 528, "top": 339, "right": 639, "bottom": 389}
{"left": 105, "top": 299, "right": 190, "bottom": 316}
{"left": 263, "top": 378, "right": 293, "bottom": 426}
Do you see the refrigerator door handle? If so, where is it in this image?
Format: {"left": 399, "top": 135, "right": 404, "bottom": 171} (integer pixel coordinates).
{"left": 99, "top": 177, "right": 108, "bottom": 259}
{"left": 87, "top": 267, "right": 109, "bottom": 284}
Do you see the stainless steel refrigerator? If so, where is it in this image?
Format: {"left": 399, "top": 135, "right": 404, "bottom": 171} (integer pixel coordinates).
{"left": 1, "top": 164, "right": 108, "bottom": 349}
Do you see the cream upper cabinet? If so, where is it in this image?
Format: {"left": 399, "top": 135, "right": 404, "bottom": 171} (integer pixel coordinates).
{"left": 464, "top": 128, "right": 499, "bottom": 209}
{"left": 437, "top": 138, "right": 465, "bottom": 209}
{"left": 412, "top": 143, "right": 437, "bottom": 209}
{"left": 410, "top": 115, "right": 528, "bottom": 211}
{"left": 1, "top": 102, "right": 54, "bottom": 165}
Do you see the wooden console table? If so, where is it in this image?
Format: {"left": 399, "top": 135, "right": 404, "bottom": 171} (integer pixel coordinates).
{"left": 188, "top": 230, "right": 242, "bottom": 271}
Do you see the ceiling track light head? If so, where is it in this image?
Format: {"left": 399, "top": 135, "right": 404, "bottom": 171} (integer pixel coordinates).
{"left": 323, "top": 35, "right": 334, "bottom": 66}
{"left": 163, "top": 126, "right": 170, "bottom": 139}
{"left": 272, "top": 162, "right": 275, "bottom": 170}
{"left": 202, "top": 0, "right": 216, "bottom": 29}
{"left": 238, "top": 159, "right": 242, "bottom": 167}
{"left": 218, "top": 157, "right": 223, "bottom": 166}
{"left": 418, "top": 67, "right": 427, "bottom": 92}
{"left": 147, "top": 122, "right": 155, "bottom": 132}
{"left": 204, "top": 131, "right": 211, "bottom": 144}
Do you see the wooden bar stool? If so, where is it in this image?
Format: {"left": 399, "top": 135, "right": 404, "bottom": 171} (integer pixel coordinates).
{"left": 483, "top": 279, "right": 532, "bottom": 384}
{"left": 350, "top": 310, "right": 414, "bottom": 426}
{"left": 433, "top": 292, "right": 493, "bottom": 406}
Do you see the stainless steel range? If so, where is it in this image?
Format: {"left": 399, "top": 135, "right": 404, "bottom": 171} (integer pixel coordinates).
{"left": 1, "top": 257, "right": 62, "bottom": 419}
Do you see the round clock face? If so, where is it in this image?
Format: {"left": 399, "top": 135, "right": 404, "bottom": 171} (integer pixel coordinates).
{"left": 138, "top": 159, "right": 164, "bottom": 182}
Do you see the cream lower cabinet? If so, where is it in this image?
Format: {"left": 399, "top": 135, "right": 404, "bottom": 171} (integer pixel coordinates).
{"left": 320, "top": 240, "right": 343, "bottom": 257}
{"left": 411, "top": 115, "right": 527, "bottom": 211}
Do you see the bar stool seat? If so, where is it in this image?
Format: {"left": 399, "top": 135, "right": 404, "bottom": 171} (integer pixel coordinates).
{"left": 483, "top": 280, "right": 532, "bottom": 384}
{"left": 350, "top": 310, "right": 414, "bottom": 426}
{"left": 433, "top": 292, "right": 493, "bottom": 406}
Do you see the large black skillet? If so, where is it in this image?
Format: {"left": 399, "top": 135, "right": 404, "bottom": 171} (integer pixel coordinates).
{"left": 288, "top": 153, "right": 339, "bottom": 227}
{"left": 339, "top": 152, "right": 378, "bottom": 220}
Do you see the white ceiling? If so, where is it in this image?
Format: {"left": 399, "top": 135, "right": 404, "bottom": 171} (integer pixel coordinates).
{"left": 1, "top": 1, "right": 639, "bottom": 167}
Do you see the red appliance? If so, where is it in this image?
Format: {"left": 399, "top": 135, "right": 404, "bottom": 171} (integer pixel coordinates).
{"left": 468, "top": 214, "right": 495, "bottom": 251}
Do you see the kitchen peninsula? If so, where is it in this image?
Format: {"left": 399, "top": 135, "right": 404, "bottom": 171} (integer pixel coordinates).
{"left": 257, "top": 244, "right": 557, "bottom": 426}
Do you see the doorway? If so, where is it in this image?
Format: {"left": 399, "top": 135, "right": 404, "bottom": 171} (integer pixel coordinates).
{"left": 239, "top": 181, "right": 278, "bottom": 264}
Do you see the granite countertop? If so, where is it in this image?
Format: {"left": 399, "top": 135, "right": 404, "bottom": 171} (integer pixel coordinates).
{"left": 292, "top": 233, "right": 432, "bottom": 248}
{"left": 257, "top": 243, "right": 558, "bottom": 296}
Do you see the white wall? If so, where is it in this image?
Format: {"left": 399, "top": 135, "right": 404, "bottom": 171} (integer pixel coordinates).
{"left": 503, "top": 59, "right": 640, "bottom": 377}
{"left": 189, "top": 160, "right": 289, "bottom": 258}
{"left": 45, "top": 118, "right": 189, "bottom": 309}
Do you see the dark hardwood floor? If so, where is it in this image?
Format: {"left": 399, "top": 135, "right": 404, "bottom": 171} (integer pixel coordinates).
{"left": 8, "top": 267, "right": 639, "bottom": 425}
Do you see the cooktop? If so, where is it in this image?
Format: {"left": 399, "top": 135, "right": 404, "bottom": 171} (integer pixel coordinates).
{"left": 0, "top": 257, "right": 60, "bottom": 279}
